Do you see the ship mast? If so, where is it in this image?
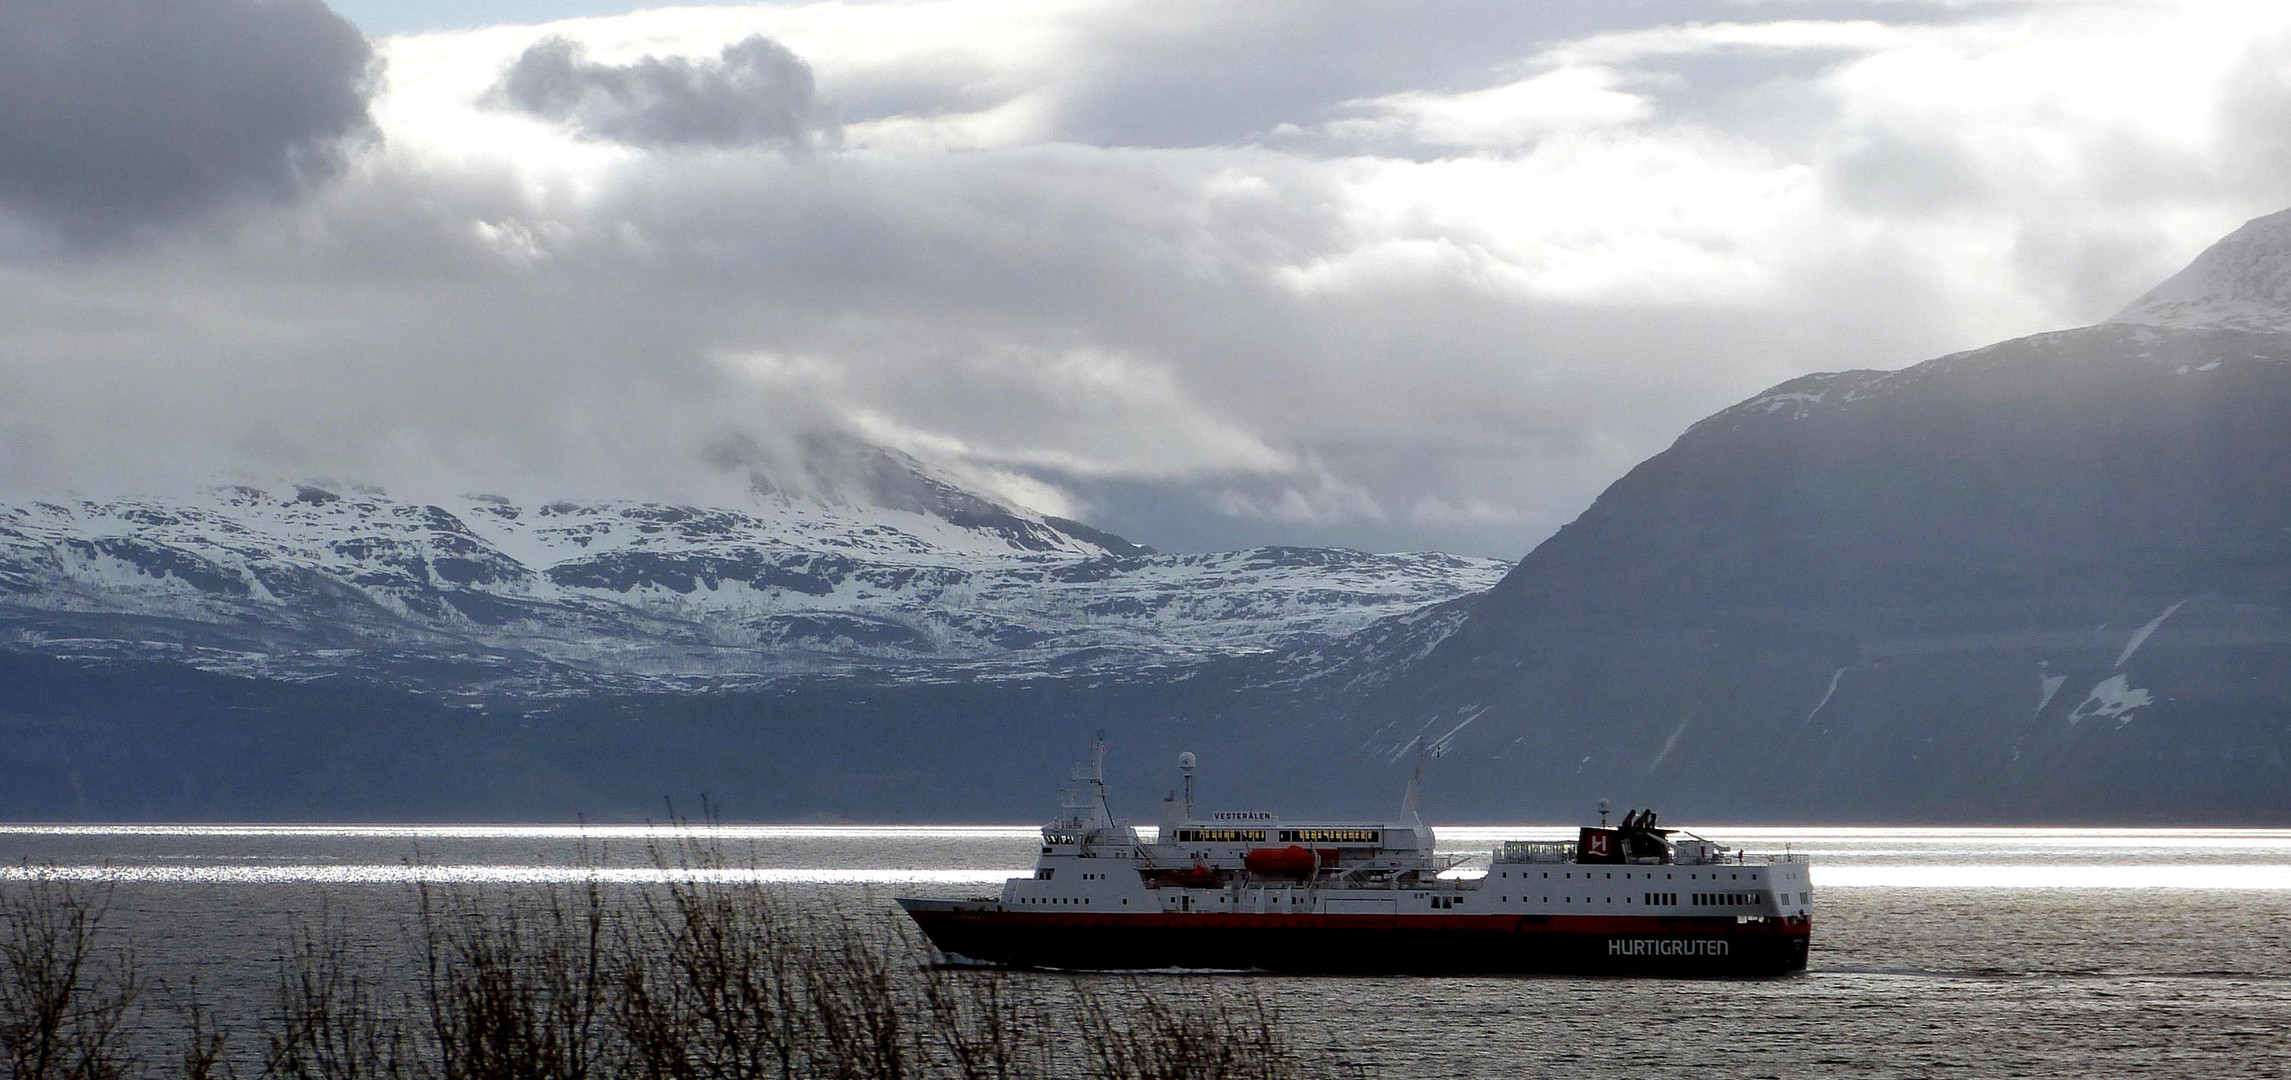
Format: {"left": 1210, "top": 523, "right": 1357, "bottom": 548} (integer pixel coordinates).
{"left": 1056, "top": 734, "right": 1127, "bottom": 851}
{"left": 1400, "top": 738, "right": 1427, "bottom": 829}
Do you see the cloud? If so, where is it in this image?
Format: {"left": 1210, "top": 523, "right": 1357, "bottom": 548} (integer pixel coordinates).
{"left": 0, "top": 0, "right": 377, "bottom": 243}
{"left": 8, "top": 1, "right": 2291, "bottom": 559}
{"left": 490, "top": 34, "right": 833, "bottom": 150}
{"left": 1326, "top": 68, "right": 1654, "bottom": 151}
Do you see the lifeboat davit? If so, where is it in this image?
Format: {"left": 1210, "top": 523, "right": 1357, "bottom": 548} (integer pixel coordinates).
{"left": 1243, "top": 846, "right": 1335, "bottom": 876}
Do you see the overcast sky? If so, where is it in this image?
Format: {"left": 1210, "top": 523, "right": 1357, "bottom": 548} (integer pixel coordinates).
{"left": 3, "top": 0, "right": 2289, "bottom": 556}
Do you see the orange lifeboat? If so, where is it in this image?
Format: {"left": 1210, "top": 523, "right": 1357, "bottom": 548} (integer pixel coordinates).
{"left": 1242, "top": 845, "right": 1335, "bottom": 876}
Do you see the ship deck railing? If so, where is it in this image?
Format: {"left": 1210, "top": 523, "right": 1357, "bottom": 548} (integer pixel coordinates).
{"left": 1496, "top": 841, "right": 1577, "bottom": 863}
{"left": 1495, "top": 841, "right": 1808, "bottom": 867}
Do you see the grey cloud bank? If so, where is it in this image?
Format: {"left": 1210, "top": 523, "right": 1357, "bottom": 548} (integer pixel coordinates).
{"left": 0, "top": 0, "right": 376, "bottom": 242}
{"left": 4, "top": 2, "right": 2291, "bottom": 557}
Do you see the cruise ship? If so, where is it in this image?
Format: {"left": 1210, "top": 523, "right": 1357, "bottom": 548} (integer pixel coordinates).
{"left": 897, "top": 743, "right": 1813, "bottom": 975}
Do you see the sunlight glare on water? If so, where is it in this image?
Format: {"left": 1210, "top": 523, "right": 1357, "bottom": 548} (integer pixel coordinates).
{"left": 6, "top": 824, "right": 2291, "bottom": 888}
{"left": 4, "top": 824, "right": 2290, "bottom": 1076}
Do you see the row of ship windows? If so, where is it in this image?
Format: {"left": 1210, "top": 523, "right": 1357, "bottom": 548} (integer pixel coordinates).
{"left": 1637, "top": 892, "right": 1799, "bottom": 906}
{"left": 1018, "top": 892, "right": 1811, "bottom": 908}
{"left": 1499, "top": 870, "right": 1761, "bottom": 882}
{"left": 1497, "top": 892, "right": 1801, "bottom": 907}
{"left": 1517, "top": 896, "right": 1727, "bottom": 905}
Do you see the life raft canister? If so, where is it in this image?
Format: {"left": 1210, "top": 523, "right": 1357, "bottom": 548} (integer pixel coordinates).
{"left": 1242, "top": 845, "right": 1338, "bottom": 876}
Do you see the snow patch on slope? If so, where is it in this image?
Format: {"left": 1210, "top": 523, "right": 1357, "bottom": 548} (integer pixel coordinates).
{"left": 2116, "top": 599, "right": 2188, "bottom": 668}
{"left": 2067, "top": 674, "right": 2153, "bottom": 728}
{"left": 1804, "top": 666, "right": 1847, "bottom": 725}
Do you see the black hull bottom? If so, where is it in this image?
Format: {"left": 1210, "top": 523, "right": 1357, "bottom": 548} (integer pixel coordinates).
{"left": 899, "top": 906, "right": 1811, "bottom": 977}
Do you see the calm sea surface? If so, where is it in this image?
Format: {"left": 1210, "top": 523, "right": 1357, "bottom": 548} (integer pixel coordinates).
{"left": 4, "top": 824, "right": 2289, "bottom": 1078}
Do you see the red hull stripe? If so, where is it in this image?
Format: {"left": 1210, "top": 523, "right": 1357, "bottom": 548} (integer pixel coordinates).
{"left": 910, "top": 910, "right": 1809, "bottom": 937}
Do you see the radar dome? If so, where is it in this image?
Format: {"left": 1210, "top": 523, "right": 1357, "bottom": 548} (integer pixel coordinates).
{"left": 1178, "top": 751, "right": 1196, "bottom": 771}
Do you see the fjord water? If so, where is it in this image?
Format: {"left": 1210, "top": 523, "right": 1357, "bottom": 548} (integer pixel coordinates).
{"left": 5, "top": 825, "right": 2289, "bottom": 1077}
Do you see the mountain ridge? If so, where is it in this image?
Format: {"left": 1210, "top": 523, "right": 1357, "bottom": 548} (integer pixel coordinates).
{"left": 0, "top": 470, "right": 1507, "bottom": 694}
{"left": 1318, "top": 208, "right": 2291, "bottom": 820}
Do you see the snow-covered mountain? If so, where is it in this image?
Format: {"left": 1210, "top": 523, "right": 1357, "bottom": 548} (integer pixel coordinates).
{"left": 2111, "top": 206, "right": 2291, "bottom": 333}
{"left": 0, "top": 461, "right": 1507, "bottom": 693}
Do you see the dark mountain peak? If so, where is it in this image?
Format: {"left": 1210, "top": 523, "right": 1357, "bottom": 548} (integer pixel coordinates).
{"left": 1352, "top": 210, "right": 2291, "bottom": 822}
{"left": 1697, "top": 206, "right": 2291, "bottom": 442}
{"left": 1042, "top": 514, "right": 1155, "bottom": 557}
{"left": 726, "top": 431, "right": 1146, "bottom": 555}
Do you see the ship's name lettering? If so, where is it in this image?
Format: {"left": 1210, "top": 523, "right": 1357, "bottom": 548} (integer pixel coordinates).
{"left": 1214, "top": 812, "right": 1274, "bottom": 820}
{"left": 1174, "top": 828, "right": 1266, "bottom": 843}
{"left": 1607, "top": 939, "right": 1729, "bottom": 957}
{"left": 1280, "top": 829, "right": 1380, "bottom": 845}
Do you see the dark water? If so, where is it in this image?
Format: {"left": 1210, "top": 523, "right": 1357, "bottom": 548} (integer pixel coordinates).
{"left": 5, "top": 825, "right": 2289, "bottom": 1078}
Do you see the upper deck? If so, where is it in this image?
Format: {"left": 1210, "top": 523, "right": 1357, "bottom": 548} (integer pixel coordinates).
{"left": 993, "top": 742, "right": 1813, "bottom": 923}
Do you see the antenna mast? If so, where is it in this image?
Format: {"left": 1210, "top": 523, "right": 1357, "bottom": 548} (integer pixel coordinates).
{"left": 1178, "top": 751, "right": 1197, "bottom": 819}
{"left": 1401, "top": 738, "right": 1426, "bottom": 825}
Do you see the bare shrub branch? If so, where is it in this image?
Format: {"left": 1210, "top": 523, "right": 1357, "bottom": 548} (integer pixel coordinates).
{"left": 413, "top": 879, "right": 613, "bottom": 1080}
{"left": 259, "top": 922, "right": 410, "bottom": 1080}
{"left": 1, "top": 830, "right": 1375, "bottom": 1080}
{"left": 0, "top": 874, "right": 140, "bottom": 1080}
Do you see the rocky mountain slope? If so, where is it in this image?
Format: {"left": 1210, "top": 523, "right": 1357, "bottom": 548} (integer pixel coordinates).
{"left": 1335, "top": 209, "right": 2291, "bottom": 822}
{"left": 0, "top": 453, "right": 1505, "bottom": 695}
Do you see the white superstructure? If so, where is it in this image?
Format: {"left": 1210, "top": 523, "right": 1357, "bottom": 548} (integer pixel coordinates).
{"left": 988, "top": 743, "right": 1812, "bottom": 923}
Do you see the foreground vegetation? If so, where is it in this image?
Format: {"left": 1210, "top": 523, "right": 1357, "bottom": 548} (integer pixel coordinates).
{"left": 0, "top": 844, "right": 1364, "bottom": 1080}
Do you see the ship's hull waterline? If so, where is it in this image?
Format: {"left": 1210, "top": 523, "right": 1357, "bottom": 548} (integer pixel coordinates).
{"left": 900, "top": 900, "right": 1812, "bottom": 976}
